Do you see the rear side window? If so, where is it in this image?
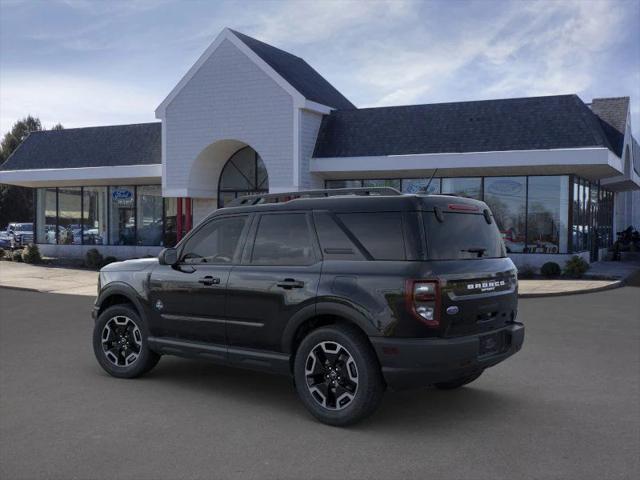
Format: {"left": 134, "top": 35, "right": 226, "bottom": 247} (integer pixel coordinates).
{"left": 336, "top": 212, "right": 406, "bottom": 260}
{"left": 423, "top": 212, "right": 505, "bottom": 260}
{"left": 251, "top": 213, "right": 315, "bottom": 265}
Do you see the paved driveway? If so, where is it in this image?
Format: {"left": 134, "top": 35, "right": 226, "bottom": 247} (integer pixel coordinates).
{"left": 0, "top": 287, "right": 638, "bottom": 480}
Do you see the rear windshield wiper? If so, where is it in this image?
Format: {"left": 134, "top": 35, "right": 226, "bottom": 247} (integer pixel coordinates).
{"left": 461, "top": 247, "right": 487, "bottom": 257}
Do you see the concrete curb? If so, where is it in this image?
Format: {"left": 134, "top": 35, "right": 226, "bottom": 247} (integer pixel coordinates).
{"left": 0, "top": 284, "right": 95, "bottom": 296}
{"left": 518, "top": 280, "right": 624, "bottom": 298}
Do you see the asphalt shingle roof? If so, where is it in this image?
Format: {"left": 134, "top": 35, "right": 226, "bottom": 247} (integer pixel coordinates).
{"left": 230, "top": 29, "right": 355, "bottom": 111}
{"left": 590, "top": 97, "right": 629, "bottom": 157}
{"left": 313, "top": 94, "right": 617, "bottom": 158}
{"left": 0, "top": 123, "right": 161, "bottom": 171}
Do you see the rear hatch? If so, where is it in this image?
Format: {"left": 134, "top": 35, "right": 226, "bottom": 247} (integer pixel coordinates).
{"left": 422, "top": 203, "right": 518, "bottom": 338}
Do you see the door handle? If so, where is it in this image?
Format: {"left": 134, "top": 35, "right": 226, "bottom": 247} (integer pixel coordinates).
{"left": 276, "top": 278, "right": 305, "bottom": 289}
{"left": 198, "top": 276, "right": 221, "bottom": 286}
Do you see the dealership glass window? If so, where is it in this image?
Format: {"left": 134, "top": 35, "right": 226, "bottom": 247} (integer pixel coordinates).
{"left": 526, "top": 176, "right": 569, "bottom": 253}
{"left": 362, "top": 179, "right": 401, "bottom": 190}
{"left": 82, "top": 187, "right": 107, "bottom": 245}
{"left": 163, "top": 197, "right": 177, "bottom": 247}
{"left": 441, "top": 177, "right": 482, "bottom": 199}
{"left": 57, "top": 187, "right": 82, "bottom": 245}
{"left": 325, "top": 180, "right": 362, "bottom": 189}
{"left": 136, "top": 186, "right": 163, "bottom": 246}
{"left": 36, "top": 188, "right": 58, "bottom": 244}
{"left": 109, "top": 186, "right": 136, "bottom": 245}
{"left": 402, "top": 178, "right": 441, "bottom": 194}
{"left": 217, "top": 147, "right": 269, "bottom": 207}
{"left": 483, "top": 177, "right": 527, "bottom": 254}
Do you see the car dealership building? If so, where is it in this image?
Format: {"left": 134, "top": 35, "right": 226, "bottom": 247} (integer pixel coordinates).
{"left": 1, "top": 28, "right": 638, "bottom": 267}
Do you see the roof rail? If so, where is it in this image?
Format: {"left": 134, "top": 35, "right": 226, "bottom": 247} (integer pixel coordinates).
{"left": 226, "top": 187, "right": 402, "bottom": 207}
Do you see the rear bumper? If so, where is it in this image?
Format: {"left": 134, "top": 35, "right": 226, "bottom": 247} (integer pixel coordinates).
{"left": 370, "top": 323, "right": 524, "bottom": 390}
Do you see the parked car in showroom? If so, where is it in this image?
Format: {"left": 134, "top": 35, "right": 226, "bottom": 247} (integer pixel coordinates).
{"left": 91, "top": 188, "right": 524, "bottom": 426}
{"left": 4, "top": 223, "right": 34, "bottom": 249}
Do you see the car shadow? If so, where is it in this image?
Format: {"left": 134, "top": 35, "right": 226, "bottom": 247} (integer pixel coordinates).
{"left": 138, "top": 357, "right": 523, "bottom": 431}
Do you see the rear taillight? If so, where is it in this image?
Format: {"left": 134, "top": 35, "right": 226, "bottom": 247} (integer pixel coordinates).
{"left": 406, "top": 280, "right": 440, "bottom": 327}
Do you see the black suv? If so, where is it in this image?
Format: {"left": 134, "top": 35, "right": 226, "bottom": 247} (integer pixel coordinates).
{"left": 92, "top": 188, "right": 524, "bottom": 426}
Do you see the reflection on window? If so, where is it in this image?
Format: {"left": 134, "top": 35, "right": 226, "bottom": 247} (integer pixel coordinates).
{"left": 136, "top": 186, "right": 163, "bottom": 246}
{"left": 163, "top": 197, "right": 177, "bottom": 247}
{"left": 36, "top": 188, "right": 57, "bottom": 244}
{"left": 218, "top": 146, "right": 268, "bottom": 207}
{"left": 82, "top": 187, "right": 107, "bottom": 245}
{"left": 181, "top": 216, "right": 247, "bottom": 264}
{"left": 325, "top": 180, "right": 362, "bottom": 189}
{"left": 362, "top": 179, "right": 401, "bottom": 190}
{"left": 483, "top": 177, "right": 526, "bottom": 254}
{"left": 109, "top": 186, "right": 136, "bottom": 245}
{"left": 57, "top": 187, "right": 82, "bottom": 245}
{"left": 402, "top": 178, "right": 440, "bottom": 194}
{"left": 251, "top": 214, "right": 314, "bottom": 265}
{"left": 441, "top": 178, "right": 482, "bottom": 199}
{"left": 526, "top": 176, "right": 569, "bottom": 253}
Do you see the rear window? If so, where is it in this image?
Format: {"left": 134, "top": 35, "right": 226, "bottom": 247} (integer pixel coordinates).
{"left": 423, "top": 212, "right": 505, "bottom": 260}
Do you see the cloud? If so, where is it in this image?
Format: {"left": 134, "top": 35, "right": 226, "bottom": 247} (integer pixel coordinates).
{"left": 0, "top": 72, "right": 158, "bottom": 133}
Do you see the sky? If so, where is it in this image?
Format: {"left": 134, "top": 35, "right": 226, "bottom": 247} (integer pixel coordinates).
{"left": 1, "top": 0, "right": 639, "bottom": 138}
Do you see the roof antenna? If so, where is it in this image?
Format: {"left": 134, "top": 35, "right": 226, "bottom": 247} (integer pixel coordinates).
{"left": 424, "top": 169, "right": 438, "bottom": 194}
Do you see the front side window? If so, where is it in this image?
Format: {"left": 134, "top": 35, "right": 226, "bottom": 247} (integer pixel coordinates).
{"left": 181, "top": 216, "right": 247, "bottom": 264}
{"left": 251, "top": 214, "right": 315, "bottom": 266}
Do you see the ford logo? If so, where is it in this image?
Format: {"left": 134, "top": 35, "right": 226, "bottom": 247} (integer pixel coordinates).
{"left": 488, "top": 179, "right": 522, "bottom": 196}
{"left": 446, "top": 306, "right": 459, "bottom": 315}
{"left": 112, "top": 189, "right": 133, "bottom": 200}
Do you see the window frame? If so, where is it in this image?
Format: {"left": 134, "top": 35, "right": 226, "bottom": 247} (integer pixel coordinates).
{"left": 241, "top": 211, "right": 320, "bottom": 267}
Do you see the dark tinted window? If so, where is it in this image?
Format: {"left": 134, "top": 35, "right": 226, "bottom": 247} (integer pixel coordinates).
{"left": 424, "top": 212, "right": 505, "bottom": 260}
{"left": 337, "top": 212, "right": 406, "bottom": 260}
{"left": 313, "top": 212, "right": 365, "bottom": 260}
{"left": 251, "top": 214, "right": 315, "bottom": 265}
{"left": 181, "top": 216, "right": 247, "bottom": 264}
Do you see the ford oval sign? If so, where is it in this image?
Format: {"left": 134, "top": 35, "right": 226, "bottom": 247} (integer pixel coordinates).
{"left": 112, "top": 189, "right": 133, "bottom": 200}
{"left": 488, "top": 179, "right": 523, "bottom": 196}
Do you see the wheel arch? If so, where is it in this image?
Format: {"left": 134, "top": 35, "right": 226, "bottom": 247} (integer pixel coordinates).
{"left": 96, "top": 283, "right": 146, "bottom": 319}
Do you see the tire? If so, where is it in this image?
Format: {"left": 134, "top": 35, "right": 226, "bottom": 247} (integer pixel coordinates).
{"left": 434, "top": 370, "right": 483, "bottom": 390}
{"left": 93, "top": 304, "right": 160, "bottom": 379}
{"left": 294, "top": 324, "right": 385, "bottom": 426}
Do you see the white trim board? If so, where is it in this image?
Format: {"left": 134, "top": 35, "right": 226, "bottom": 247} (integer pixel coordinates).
{"left": 0, "top": 164, "right": 162, "bottom": 188}
{"left": 310, "top": 148, "right": 624, "bottom": 181}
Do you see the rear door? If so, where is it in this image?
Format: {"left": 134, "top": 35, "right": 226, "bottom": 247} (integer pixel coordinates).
{"left": 225, "top": 212, "right": 321, "bottom": 353}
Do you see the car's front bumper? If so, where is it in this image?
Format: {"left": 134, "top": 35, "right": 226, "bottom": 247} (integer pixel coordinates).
{"left": 370, "top": 323, "right": 524, "bottom": 390}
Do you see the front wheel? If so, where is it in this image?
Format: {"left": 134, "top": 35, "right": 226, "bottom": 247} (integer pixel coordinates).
{"left": 93, "top": 304, "right": 160, "bottom": 378}
{"left": 294, "top": 324, "right": 385, "bottom": 426}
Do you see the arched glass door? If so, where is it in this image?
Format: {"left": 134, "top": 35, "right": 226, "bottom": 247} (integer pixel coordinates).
{"left": 217, "top": 146, "right": 268, "bottom": 207}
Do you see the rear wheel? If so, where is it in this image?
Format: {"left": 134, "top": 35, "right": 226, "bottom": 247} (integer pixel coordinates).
{"left": 434, "top": 371, "right": 483, "bottom": 390}
{"left": 294, "top": 324, "right": 384, "bottom": 426}
{"left": 93, "top": 304, "right": 160, "bottom": 378}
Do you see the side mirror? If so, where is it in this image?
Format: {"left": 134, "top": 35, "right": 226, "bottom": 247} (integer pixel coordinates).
{"left": 158, "top": 247, "right": 178, "bottom": 266}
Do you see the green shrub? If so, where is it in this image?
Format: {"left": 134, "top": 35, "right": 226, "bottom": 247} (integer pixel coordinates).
{"left": 85, "top": 248, "right": 104, "bottom": 269}
{"left": 540, "top": 261, "right": 561, "bottom": 278}
{"left": 101, "top": 256, "right": 118, "bottom": 268}
{"left": 0, "top": 249, "right": 5, "bottom": 260}
{"left": 12, "top": 250, "right": 23, "bottom": 262}
{"left": 21, "top": 244, "right": 42, "bottom": 264}
{"left": 517, "top": 264, "right": 536, "bottom": 279}
{"left": 564, "top": 255, "right": 590, "bottom": 278}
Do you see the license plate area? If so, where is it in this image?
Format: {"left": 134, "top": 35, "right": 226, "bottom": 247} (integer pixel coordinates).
{"left": 479, "top": 332, "right": 502, "bottom": 356}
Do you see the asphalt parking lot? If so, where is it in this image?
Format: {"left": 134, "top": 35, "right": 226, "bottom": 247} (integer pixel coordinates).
{"left": 1, "top": 287, "right": 638, "bottom": 480}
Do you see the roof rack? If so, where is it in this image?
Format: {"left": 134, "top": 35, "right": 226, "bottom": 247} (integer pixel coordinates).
{"left": 226, "top": 187, "right": 402, "bottom": 207}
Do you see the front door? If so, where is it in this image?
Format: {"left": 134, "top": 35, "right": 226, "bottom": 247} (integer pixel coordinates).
{"left": 226, "top": 212, "right": 321, "bottom": 353}
{"left": 148, "top": 214, "right": 250, "bottom": 345}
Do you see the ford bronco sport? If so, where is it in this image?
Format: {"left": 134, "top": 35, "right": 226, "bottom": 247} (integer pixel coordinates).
{"left": 92, "top": 188, "right": 524, "bottom": 426}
